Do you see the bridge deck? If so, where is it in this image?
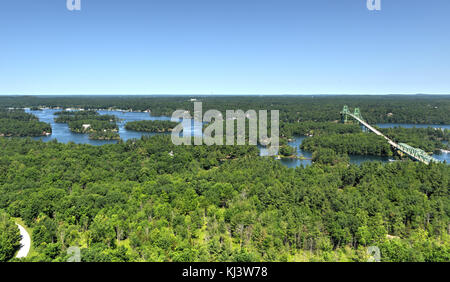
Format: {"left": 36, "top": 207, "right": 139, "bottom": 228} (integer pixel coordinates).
{"left": 347, "top": 113, "right": 435, "bottom": 165}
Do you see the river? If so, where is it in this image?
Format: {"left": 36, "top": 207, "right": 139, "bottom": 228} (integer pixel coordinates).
{"left": 259, "top": 136, "right": 391, "bottom": 168}
{"left": 25, "top": 109, "right": 201, "bottom": 144}
{"left": 25, "top": 109, "right": 449, "bottom": 167}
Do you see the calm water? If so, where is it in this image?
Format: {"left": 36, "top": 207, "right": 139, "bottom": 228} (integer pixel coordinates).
{"left": 25, "top": 109, "right": 201, "bottom": 144}
{"left": 24, "top": 109, "right": 449, "bottom": 166}
{"left": 259, "top": 136, "right": 391, "bottom": 168}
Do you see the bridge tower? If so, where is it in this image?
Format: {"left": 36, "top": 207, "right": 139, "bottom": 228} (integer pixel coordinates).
{"left": 340, "top": 105, "right": 350, "bottom": 123}
{"left": 353, "top": 108, "right": 363, "bottom": 120}
{"left": 353, "top": 107, "right": 367, "bottom": 131}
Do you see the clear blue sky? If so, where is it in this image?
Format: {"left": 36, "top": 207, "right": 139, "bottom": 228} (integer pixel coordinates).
{"left": 1, "top": 0, "right": 449, "bottom": 95}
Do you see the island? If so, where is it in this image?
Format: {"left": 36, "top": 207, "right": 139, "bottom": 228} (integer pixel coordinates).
{"left": 125, "top": 120, "right": 178, "bottom": 132}
{"left": 0, "top": 109, "right": 51, "bottom": 137}
{"left": 54, "top": 110, "right": 120, "bottom": 140}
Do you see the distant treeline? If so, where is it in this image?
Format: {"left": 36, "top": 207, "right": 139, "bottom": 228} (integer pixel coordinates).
{"left": 0, "top": 109, "right": 51, "bottom": 137}
{"left": 1, "top": 95, "right": 449, "bottom": 124}
{"left": 125, "top": 120, "right": 178, "bottom": 132}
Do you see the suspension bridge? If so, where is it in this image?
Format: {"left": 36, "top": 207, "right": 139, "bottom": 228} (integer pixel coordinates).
{"left": 340, "top": 105, "right": 439, "bottom": 165}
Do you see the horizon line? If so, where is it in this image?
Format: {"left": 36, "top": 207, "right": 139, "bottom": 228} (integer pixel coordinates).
{"left": 1, "top": 93, "right": 450, "bottom": 96}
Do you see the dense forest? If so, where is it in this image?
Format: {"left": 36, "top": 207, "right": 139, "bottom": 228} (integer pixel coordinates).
{"left": 0, "top": 211, "right": 21, "bottom": 261}
{"left": 301, "top": 133, "right": 394, "bottom": 157}
{"left": 311, "top": 148, "right": 350, "bottom": 165}
{"left": 1, "top": 95, "right": 449, "bottom": 124}
{"left": 280, "top": 122, "right": 361, "bottom": 139}
{"left": 0, "top": 109, "right": 51, "bottom": 137}
{"left": 125, "top": 120, "right": 179, "bottom": 132}
{"left": 88, "top": 131, "right": 120, "bottom": 141}
{"left": 0, "top": 136, "right": 448, "bottom": 262}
